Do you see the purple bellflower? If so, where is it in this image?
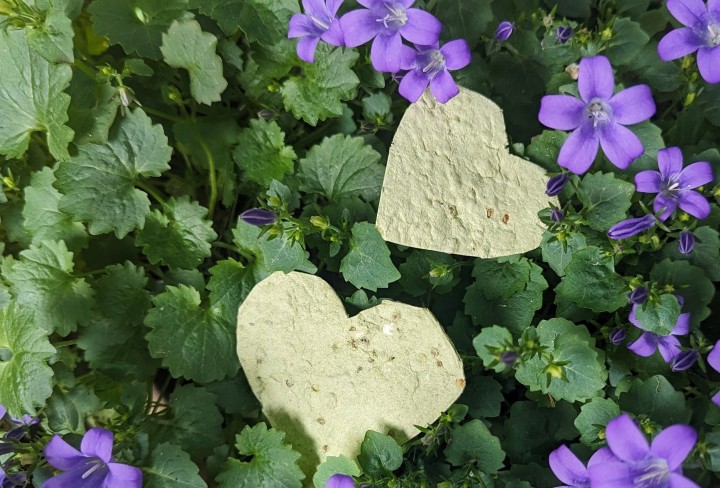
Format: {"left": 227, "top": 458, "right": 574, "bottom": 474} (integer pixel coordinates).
{"left": 707, "top": 340, "right": 720, "bottom": 406}
{"left": 634, "top": 147, "right": 713, "bottom": 221}
{"left": 587, "top": 413, "right": 699, "bottom": 488}
{"left": 494, "top": 21, "right": 515, "bottom": 41}
{"left": 627, "top": 305, "right": 690, "bottom": 362}
{"left": 288, "top": 0, "right": 345, "bottom": 63}
{"left": 340, "top": 0, "right": 442, "bottom": 72}
{"left": 240, "top": 208, "right": 278, "bottom": 226}
{"left": 325, "top": 474, "right": 355, "bottom": 488}
{"left": 397, "top": 40, "right": 470, "bottom": 103}
{"left": 658, "top": 0, "right": 720, "bottom": 84}
{"left": 607, "top": 214, "right": 657, "bottom": 239}
{"left": 678, "top": 230, "right": 696, "bottom": 255}
{"left": 43, "top": 428, "right": 142, "bottom": 488}
{"left": 549, "top": 445, "right": 614, "bottom": 487}
{"left": 538, "top": 55, "right": 656, "bottom": 174}
{"left": 671, "top": 349, "right": 700, "bottom": 371}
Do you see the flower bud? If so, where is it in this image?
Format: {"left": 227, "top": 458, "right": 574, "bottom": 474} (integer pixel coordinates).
{"left": 565, "top": 62, "right": 579, "bottom": 80}
{"left": 678, "top": 230, "right": 695, "bottom": 255}
{"left": 310, "top": 215, "right": 329, "bottom": 229}
{"left": 257, "top": 109, "right": 276, "bottom": 120}
{"left": 556, "top": 26, "right": 573, "bottom": 44}
{"left": 550, "top": 209, "right": 565, "bottom": 222}
{"left": 239, "top": 208, "right": 277, "bottom": 226}
{"left": 500, "top": 351, "right": 518, "bottom": 366}
{"left": 545, "top": 363, "right": 564, "bottom": 379}
{"left": 627, "top": 286, "right": 649, "bottom": 305}
{"left": 546, "top": 173, "right": 569, "bottom": 196}
{"left": 494, "top": 21, "right": 515, "bottom": 41}
{"left": 670, "top": 350, "right": 700, "bottom": 372}
{"left": 607, "top": 215, "right": 656, "bottom": 240}
{"left": 609, "top": 327, "right": 626, "bottom": 345}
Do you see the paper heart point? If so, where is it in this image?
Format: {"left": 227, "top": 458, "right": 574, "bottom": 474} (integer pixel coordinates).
{"left": 377, "top": 88, "right": 556, "bottom": 258}
{"left": 236, "top": 271, "right": 465, "bottom": 477}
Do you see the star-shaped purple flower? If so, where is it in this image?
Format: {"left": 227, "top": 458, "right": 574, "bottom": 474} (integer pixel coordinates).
{"left": 634, "top": 147, "right": 713, "bottom": 221}
{"left": 397, "top": 40, "right": 470, "bottom": 103}
{"left": 339, "top": 0, "right": 442, "bottom": 72}
{"left": 43, "top": 428, "right": 142, "bottom": 488}
{"left": 658, "top": 0, "right": 720, "bottom": 84}
{"left": 627, "top": 305, "right": 690, "bottom": 362}
{"left": 587, "top": 413, "right": 699, "bottom": 488}
{"left": 288, "top": 0, "right": 345, "bottom": 63}
{"left": 538, "top": 55, "right": 656, "bottom": 174}
{"left": 549, "top": 445, "right": 614, "bottom": 487}
{"left": 707, "top": 340, "right": 720, "bottom": 406}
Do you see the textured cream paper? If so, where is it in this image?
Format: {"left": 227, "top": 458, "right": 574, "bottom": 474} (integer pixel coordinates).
{"left": 376, "top": 88, "right": 556, "bottom": 258}
{"left": 236, "top": 271, "right": 465, "bottom": 480}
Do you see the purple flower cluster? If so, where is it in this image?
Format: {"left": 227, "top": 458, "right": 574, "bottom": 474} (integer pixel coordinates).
{"left": 288, "top": 0, "right": 470, "bottom": 103}
{"left": 550, "top": 414, "right": 699, "bottom": 488}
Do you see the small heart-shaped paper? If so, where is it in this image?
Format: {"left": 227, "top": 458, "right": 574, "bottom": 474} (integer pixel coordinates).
{"left": 376, "top": 88, "right": 556, "bottom": 258}
{"left": 236, "top": 271, "right": 464, "bottom": 477}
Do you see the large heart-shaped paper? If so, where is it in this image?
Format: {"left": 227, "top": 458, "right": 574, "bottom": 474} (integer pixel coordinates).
{"left": 236, "top": 271, "right": 465, "bottom": 478}
{"left": 376, "top": 88, "right": 556, "bottom": 258}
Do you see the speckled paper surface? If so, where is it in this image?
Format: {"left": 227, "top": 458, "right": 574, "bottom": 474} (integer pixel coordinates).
{"left": 236, "top": 271, "right": 465, "bottom": 480}
{"left": 376, "top": 88, "right": 556, "bottom": 258}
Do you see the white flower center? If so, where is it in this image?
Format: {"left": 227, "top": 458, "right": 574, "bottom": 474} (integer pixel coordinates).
{"left": 376, "top": 2, "right": 407, "bottom": 29}
{"left": 82, "top": 459, "right": 107, "bottom": 480}
{"left": 309, "top": 14, "right": 330, "bottom": 30}
{"left": 585, "top": 98, "right": 613, "bottom": 128}
{"left": 707, "top": 22, "right": 720, "bottom": 46}
{"left": 633, "top": 458, "right": 670, "bottom": 488}
{"left": 421, "top": 50, "right": 446, "bottom": 76}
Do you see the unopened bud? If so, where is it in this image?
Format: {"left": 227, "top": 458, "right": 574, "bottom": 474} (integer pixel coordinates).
{"left": 609, "top": 327, "right": 626, "bottom": 345}
{"left": 627, "top": 286, "right": 649, "bottom": 305}
{"left": 678, "top": 230, "right": 695, "bottom": 255}
{"left": 309, "top": 215, "right": 329, "bottom": 229}
{"left": 239, "top": 208, "right": 277, "bottom": 226}
{"left": 670, "top": 350, "right": 699, "bottom": 372}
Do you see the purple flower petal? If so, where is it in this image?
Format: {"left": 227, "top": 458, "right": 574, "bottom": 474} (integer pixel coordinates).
{"left": 635, "top": 170, "right": 662, "bottom": 193}
{"left": 672, "top": 312, "right": 691, "bottom": 336}
{"left": 666, "top": 0, "right": 708, "bottom": 27}
{"left": 302, "top": 0, "right": 327, "bottom": 16}
{"left": 401, "top": 9, "right": 442, "bottom": 45}
{"left": 651, "top": 424, "right": 697, "bottom": 470}
{"left": 587, "top": 458, "right": 641, "bottom": 488}
{"left": 429, "top": 71, "right": 459, "bottom": 103}
{"left": 658, "top": 28, "right": 702, "bottom": 61}
{"left": 548, "top": 445, "right": 589, "bottom": 486}
{"left": 605, "top": 413, "right": 650, "bottom": 462}
{"left": 658, "top": 146, "right": 684, "bottom": 175}
{"left": 441, "top": 39, "right": 471, "bottom": 70}
{"left": 398, "top": 69, "right": 429, "bottom": 102}
{"left": 42, "top": 462, "right": 108, "bottom": 488}
{"left": 297, "top": 36, "right": 321, "bottom": 63}
{"left": 658, "top": 334, "right": 682, "bottom": 362}
{"left": 609, "top": 85, "right": 655, "bottom": 125}
{"left": 370, "top": 32, "right": 403, "bottom": 72}
{"left": 339, "top": 9, "right": 383, "bottom": 47}
{"left": 288, "top": 14, "right": 320, "bottom": 38}
{"left": 669, "top": 472, "right": 701, "bottom": 488}
{"left": 654, "top": 193, "right": 679, "bottom": 221}
{"left": 713, "top": 391, "right": 720, "bottom": 407}
{"left": 45, "top": 435, "right": 86, "bottom": 470}
{"left": 320, "top": 19, "right": 345, "bottom": 46}
{"left": 325, "top": 474, "right": 355, "bottom": 488}
{"left": 0, "top": 404, "right": 5, "bottom": 419}
{"left": 558, "top": 124, "right": 600, "bottom": 174}
{"left": 678, "top": 190, "right": 711, "bottom": 219}
{"left": 599, "top": 122, "right": 644, "bottom": 169}
{"left": 588, "top": 447, "right": 617, "bottom": 466}
{"left": 356, "top": 0, "right": 382, "bottom": 7}
{"left": 710, "top": 0, "right": 720, "bottom": 17}
{"left": 399, "top": 44, "right": 417, "bottom": 70}
{"left": 678, "top": 161, "right": 714, "bottom": 189}
{"left": 708, "top": 340, "right": 720, "bottom": 372}
{"left": 106, "top": 463, "right": 143, "bottom": 488}
{"left": 578, "top": 56, "right": 614, "bottom": 102}
{"left": 538, "top": 95, "right": 585, "bottom": 130}
{"left": 628, "top": 332, "right": 658, "bottom": 357}
{"left": 81, "top": 428, "right": 113, "bottom": 463}
{"left": 325, "top": 0, "right": 344, "bottom": 15}
{"left": 608, "top": 214, "right": 656, "bottom": 239}
{"left": 697, "top": 46, "right": 720, "bottom": 83}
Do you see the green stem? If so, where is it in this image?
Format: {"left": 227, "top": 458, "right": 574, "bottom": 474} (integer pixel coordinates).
{"left": 73, "top": 58, "right": 96, "bottom": 79}
{"left": 142, "top": 106, "right": 185, "bottom": 123}
{"left": 136, "top": 180, "right": 166, "bottom": 205}
{"left": 201, "top": 141, "right": 218, "bottom": 219}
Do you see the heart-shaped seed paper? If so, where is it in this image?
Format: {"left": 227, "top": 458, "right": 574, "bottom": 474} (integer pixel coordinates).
{"left": 376, "top": 87, "right": 556, "bottom": 258}
{"left": 236, "top": 271, "right": 465, "bottom": 479}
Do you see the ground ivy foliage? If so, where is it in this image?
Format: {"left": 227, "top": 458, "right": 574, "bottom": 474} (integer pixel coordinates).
{"left": 0, "top": 0, "right": 720, "bottom": 487}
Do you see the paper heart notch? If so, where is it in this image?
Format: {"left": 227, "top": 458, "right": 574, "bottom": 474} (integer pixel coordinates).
{"left": 236, "top": 271, "right": 465, "bottom": 479}
{"left": 376, "top": 88, "right": 556, "bottom": 258}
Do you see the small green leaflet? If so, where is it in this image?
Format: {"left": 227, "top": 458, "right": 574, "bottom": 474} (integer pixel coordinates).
{"left": 574, "top": 398, "right": 621, "bottom": 447}
{"left": 216, "top": 423, "right": 305, "bottom": 488}
{"left": 618, "top": 374, "right": 691, "bottom": 424}
{"left": 283, "top": 44, "right": 360, "bottom": 126}
{"left": 340, "top": 222, "right": 401, "bottom": 291}
{"left": 27, "top": 8, "right": 75, "bottom": 63}
{"left": 0, "top": 304, "right": 56, "bottom": 417}
{"left": 167, "top": 385, "right": 225, "bottom": 459}
{"left": 0, "top": 28, "right": 74, "bottom": 160}
{"left": 313, "top": 456, "right": 360, "bottom": 488}
{"left": 555, "top": 247, "right": 627, "bottom": 313}
{"left": 298, "top": 135, "right": 384, "bottom": 202}
{"left": 631, "top": 294, "right": 681, "bottom": 336}
{"left": 55, "top": 108, "right": 172, "bottom": 238}
{"left": 145, "top": 285, "right": 238, "bottom": 383}
{"left": 145, "top": 443, "right": 208, "bottom": 488}
{"left": 577, "top": 172, "right": 635, "bottom": 231}
{"left": 207, "top": 259, "right": 257, "bottom": 323}
{"left": 234, "top": 120, "right": 297, "bottom": 187}
{"left": 161, "top": 20, "right": 227, "bottom": 105}
{"left": 358, "top": 431, "right": 402, "bottom": 478}
{"left": 46, "top": 386, "right": 102, "bottom": 434}
{"left": 2, "top": 240, "right": 95, "bottom": 336}
{"left": 444, "top": 420, "right": 505, "bottom": 473}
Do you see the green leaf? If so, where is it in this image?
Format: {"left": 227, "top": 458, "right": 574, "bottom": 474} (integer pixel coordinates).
{"left": 0, "top": 28, "right": 73, "bottom": 160}
{"left": 358, "top": 431, "right": 403, "bottom": 478}
{"left": 472, "top": 325, "right": 513, "bottom": 373}
{"left": 2, "top": 241, "right": 95, "bottom": 336}
{"left": 145, "top": 285, "right": 238, "bottom": 382}
{"left": 444, "top": 420, "right": 505, "bottom": 473}
{"left": 459, "top": 375, "right": 504, "bottom": 419}
{"left": 541, "top": 232, "right": 588, "bottom": 277}
{"left": 503, "top": 401, "right": 578, "bottom": 464}
{"left": 136, "top": 196, "right": 217, "bottom": 269}
{"left": 0, "top": 303, "right": 56, "bottom": 417}
{"left": 66, "top": 70, "right": 120, "bottom": 145}
{"left": 168, "top": 385, "right": 225, "bottom": 458}
{"left": 340, "top": 222, "right": 401, "bottom": 291}
{"left": 283, "top": 45, "right": 360, "bottom": 126}
{"left": 145, "top": 443, "right": 208, "bottom": 488}
{"left": 555, "top": 247, "right": 627, "bottom": 313}
{"left": 207, "top": 259, "right": 258, "bottom": 323}
{"left": 577, "top": 172, "right": 635, "bottom": 231}
{"left": 526, "top": 130, "right": 569, "bottom": 172}
{"left": 471, "top": 256, "right": 533, "bottom": 300}
{"left": 22, "top": 168, "right": 87, "bottom": 252}
{"left": 399, "top": 250, "right": 458, "bottom": 296}
{"left": 55, "top": 108, "right": 172, "bottom": 238}
{"left": 46, "top": 386, "right": 102, "bottom": 433}
{"left": 618, "top": 375, "right": 691, "bottom": 425}
{"left": 88, "top": 0, "right": 190, "bottom": 59}
{"left": 605, "top": 18, "right": 650, "bottom": 66}
{"left": 234, "top": 120, "right": 297, "bottom": 187}
{"left": 631, "top": 294, "right": 681, "bottom": 336}
{"left": 189, "top": 0, "right": 298, "bottom": 42}
{"left": 650, "top": 259, "right": 715, "bottom": 328}
{"left": 313, "top": 456, "right": 360, "bottom": 488}
{"left": 434, "top": 0, "right": 494, "bottom": 48}
{"left": 663, "top": 226, "right": 720, "bottom": 281}
{"left": 161, "top": 20, "right": 227, "bottom": 105}
{"left": 27, "top": 8, "right": 74, "bottom": 63}
{"left": 574, "top": 398, "right": 621, "bottom": 447}
{"left": 298, "top": 135, "right": 384, "bottom": 202}
{"left": 217, "top": 423, "right": 304, "bottom": 488}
